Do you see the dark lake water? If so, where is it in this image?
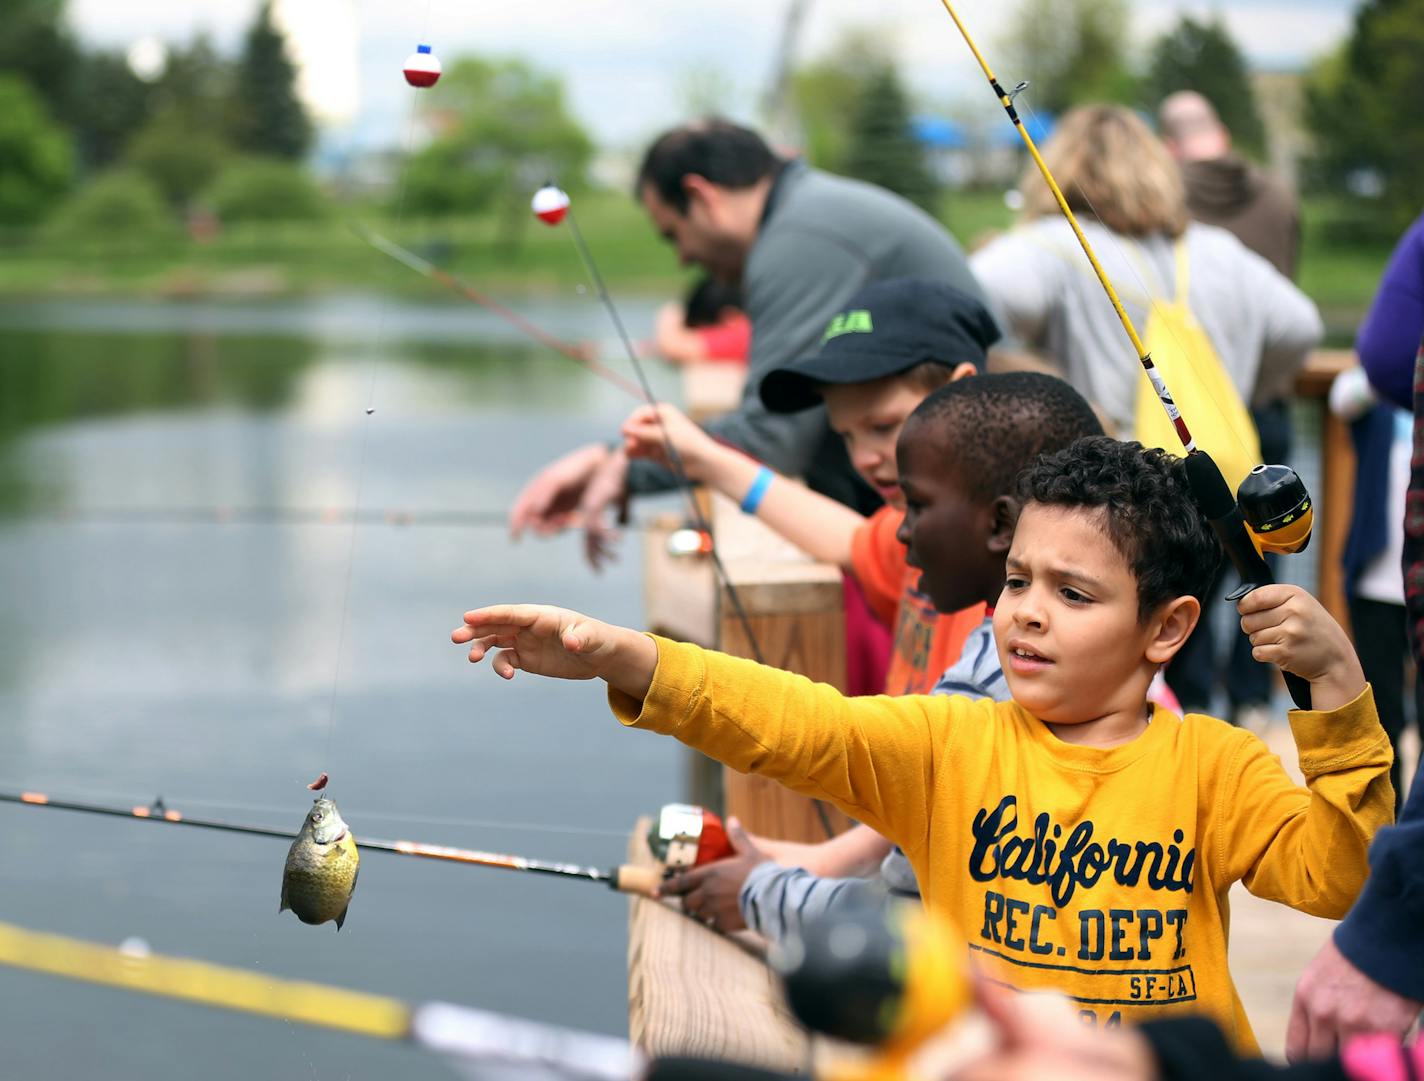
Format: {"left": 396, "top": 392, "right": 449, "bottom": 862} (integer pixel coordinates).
{"left": 0, "top": 295, "right": 688, "bottom": 1080}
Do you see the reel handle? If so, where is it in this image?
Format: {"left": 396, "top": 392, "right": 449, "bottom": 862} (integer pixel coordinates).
{"left": 1182, "top": 452, "right": 1311, "bottom": 711}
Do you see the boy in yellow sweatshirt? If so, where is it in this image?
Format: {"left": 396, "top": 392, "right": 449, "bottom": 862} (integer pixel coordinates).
{"left": 452, "top": 436, "right": 1393, "bottom": 1051}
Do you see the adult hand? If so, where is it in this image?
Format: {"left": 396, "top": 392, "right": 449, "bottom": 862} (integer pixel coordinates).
{"left": 580, "top": 446, "right": 631, "bottom": 572}
{"left": 658, "top": 816, "right": 763, "bottom": 933}
{"left": 950, "top": 976, "right": 1156, "bottom": 1081}
{"left": 508, "top": 443, "right": 610, "bottom": 540}
{"left": 1286, "top": 937, "right": 1422, "bottom": 1062}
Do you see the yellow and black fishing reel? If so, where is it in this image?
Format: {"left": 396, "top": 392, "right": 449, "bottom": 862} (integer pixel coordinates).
{"left": 773, "top": 899, "right": 972, "bottom": 1081}
{"left": 1237, "top": 464, "right": 1314, "bottom": 556}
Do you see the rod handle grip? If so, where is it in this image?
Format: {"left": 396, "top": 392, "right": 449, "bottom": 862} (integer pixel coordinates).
{"left": 612, "top": 864, "right": 663, "bottom": 897}
{"left": 1183, "top": 451, "right": 1312, "bottom": 711}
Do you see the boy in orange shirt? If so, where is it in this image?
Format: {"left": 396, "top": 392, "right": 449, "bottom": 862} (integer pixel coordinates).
{"left": 453, "top": 437, "right": 1393, "bottom": 1050}
{"left": 623, "top": 276, "right": 997, "bottom": 696}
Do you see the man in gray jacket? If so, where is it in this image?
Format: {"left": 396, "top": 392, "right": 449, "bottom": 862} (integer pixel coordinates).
{"left": 509, "top": 120, "right": 986, "bottom": 563}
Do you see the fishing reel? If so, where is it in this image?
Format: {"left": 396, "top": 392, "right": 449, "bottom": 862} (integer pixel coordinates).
{"left": 647, "top": 803, "right": 735, "bottom": 869}
{"left": 1237, "top": 464, "right": 1313, "bottom": 557}
{"left": 1184, "top": 452, "right": 1315, "bottom": 709}
{"left": 772, "top": 899, "right": 972, "bottom": 1081}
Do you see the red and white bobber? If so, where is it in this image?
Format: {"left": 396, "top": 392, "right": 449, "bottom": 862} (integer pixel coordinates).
{"left": 647, "top": 803, "right": 734, "bottom": 869}
{"left": 531, "top": 184, "right": 571, "bottom": 225}
{"left": 402, "top": 44, "right": 441, "bottom": 88}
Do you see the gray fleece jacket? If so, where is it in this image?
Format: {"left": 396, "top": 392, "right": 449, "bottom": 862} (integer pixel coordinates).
{"left": 627, "top": 160, "right": 985, "bottom": 507}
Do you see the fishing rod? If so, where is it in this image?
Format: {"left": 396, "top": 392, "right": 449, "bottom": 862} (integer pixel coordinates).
{"left": 351, "top": 222, "right": 646, "bottom": 401}
{"left": 0, "top": 915, "right": 639, "bottom": 1080}
{"left": 536, "top": 185, "right": 771, "bottom": 670}
{"left": 0, "top": 789, "right": 661, "bottom": 896}
{"left": 935, "top": 0, "right": 1314, "bottom": 709}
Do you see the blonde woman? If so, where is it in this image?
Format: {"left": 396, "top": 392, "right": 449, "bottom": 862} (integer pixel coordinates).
{"left": 969, "top": 105, "right": 1321, "bottom": 441}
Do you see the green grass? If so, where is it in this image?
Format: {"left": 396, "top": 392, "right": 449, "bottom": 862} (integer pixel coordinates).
{"left": 0, "top": 188, "right": 1397, "bottom": 343}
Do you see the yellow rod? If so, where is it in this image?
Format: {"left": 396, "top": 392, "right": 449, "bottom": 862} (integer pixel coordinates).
{"left": 936, "top": 0, "right": 1151, "bottom": 362}
{"left": 0, "top": 919, "right": 412, "bottom": 1040}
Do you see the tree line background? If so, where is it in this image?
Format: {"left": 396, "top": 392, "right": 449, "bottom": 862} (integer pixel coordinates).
{"left": 0, "top": 0, "right": 1418, "bottom": 258}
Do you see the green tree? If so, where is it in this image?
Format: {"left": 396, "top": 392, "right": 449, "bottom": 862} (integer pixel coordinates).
{"left": 788, "top": 32, "right": 893, "bottom": 172}
{"left": 70, "top": 50, "right": 156, "bottom": 170}
{"left": 0, "top": 0, "right": 81, "bottom": 129}
{"left": 841, "top": 65, "right": 939, "bottom": 213}
{"left": 42, "top": 168, "right": 174, "bottom": 240}
{"left": 0, "top": 75, "right": 72, "bottom": 225}
{"left": 125, "top": 109, "right": 228, "bottom": 208}
{"left": 205, "top": 157, "right": 326, "bottom": 222}
{"left": 123, "top": 36, "right": 234, "bottom": 209}
{"left": 1001, "top": 0, "right": 1134, "bottom": 115}
{"left": 1306, "top": 0, "right": 1424, "bottom": 231}
{"left": 228, "top": 1, "right": 311, "bottom": 160}
{"left": 1143, "top": 17, "right": 1266, "bottom": 158}
{"left": 404, "top": 56, "right": 592, "bottom": 225}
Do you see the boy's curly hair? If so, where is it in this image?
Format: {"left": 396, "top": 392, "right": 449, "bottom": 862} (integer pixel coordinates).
{"left": 1017, "top": 437, "right": 1222, "bottom": 620}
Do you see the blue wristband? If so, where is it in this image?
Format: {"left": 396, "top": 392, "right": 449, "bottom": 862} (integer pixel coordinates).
{"left": 740, "top": 466, "right": 774, "bottom": 515}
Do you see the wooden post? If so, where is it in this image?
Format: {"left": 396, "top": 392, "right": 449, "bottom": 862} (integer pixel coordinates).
{"left": 710, "top": 493, "right": 857, "bottom": 843}
{"left": 1292, "top": 350, "right": 1357, "bottom": 631}
{"left": 625, "top": 818, "right": 811, "bottom": 1071}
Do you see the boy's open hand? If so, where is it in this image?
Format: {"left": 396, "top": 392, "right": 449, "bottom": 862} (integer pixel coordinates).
{"left": 1237, "top": 585, "right": 1366, "bottom": 711}
{"left": 453, "top": 604, "right": 657, "bottom": 699}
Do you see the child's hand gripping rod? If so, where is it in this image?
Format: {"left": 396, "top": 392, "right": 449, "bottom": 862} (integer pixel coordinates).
{"left": 933, "top": 0, "right": 1313, "bottom": 710}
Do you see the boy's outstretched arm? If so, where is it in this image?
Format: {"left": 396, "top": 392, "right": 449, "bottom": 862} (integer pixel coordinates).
{"left": 452, "top": 605, "right": 658, "bottom": 701}
{"left": 621, "top": 403, "right": 863, "bottom": 568}
{"left": 1237, "top": 584, "right": 1366, "bottom": 711}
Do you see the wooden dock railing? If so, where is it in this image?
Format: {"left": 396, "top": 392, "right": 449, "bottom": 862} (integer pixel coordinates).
{"left": 628, "top": 350, "right": 1360, "bottom": 1067}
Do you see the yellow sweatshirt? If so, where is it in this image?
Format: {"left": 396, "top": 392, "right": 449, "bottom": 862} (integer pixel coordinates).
{"left": 610, "top": 637, "right": 1394, "bottom": 1052}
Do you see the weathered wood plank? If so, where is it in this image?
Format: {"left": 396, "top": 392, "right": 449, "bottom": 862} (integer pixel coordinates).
{"left": 626, "top": 818, "right": 810, "bottom": 1071}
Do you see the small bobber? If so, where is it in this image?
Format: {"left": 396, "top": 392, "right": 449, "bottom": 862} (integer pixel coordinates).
{"left": 531, "top": 184, "right": 570, "bottom": 226}
{"left": 403, "top": 44, "right": 442, "bottom": 88}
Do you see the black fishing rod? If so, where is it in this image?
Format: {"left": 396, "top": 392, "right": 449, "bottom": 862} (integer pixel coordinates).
{"left": 0, "top": 790, "right": 661, "bottom": 896}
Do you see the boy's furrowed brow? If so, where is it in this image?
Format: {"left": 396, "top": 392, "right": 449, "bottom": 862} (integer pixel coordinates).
{"left": 1004, "top": 554, "right": 1105, "bottom": 588}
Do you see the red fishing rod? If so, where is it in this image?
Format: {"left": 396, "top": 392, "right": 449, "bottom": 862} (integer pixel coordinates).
{"left": 351, "top": 223, "right": 646, "bottom": 401}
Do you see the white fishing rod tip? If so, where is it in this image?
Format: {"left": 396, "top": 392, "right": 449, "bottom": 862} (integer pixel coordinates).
{"left": 532, "top": 185, "right": 570, "bottom": 226}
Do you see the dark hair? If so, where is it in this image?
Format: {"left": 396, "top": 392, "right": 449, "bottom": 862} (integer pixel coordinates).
{"left": 683, "top": 276, "right": 743, "bottom": 328}
{"left": 904, "top": 372, "right": 1104, "bottom": 505}
{"left": 1016, "top": 436, "right": 1223, "bottom": 618}
{"left": 635, "top": 120, "right": 783, "bottom": 214}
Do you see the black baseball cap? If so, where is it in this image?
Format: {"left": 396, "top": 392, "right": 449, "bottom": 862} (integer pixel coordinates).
{"left": 758, "top": 278, "right": 1000, "bottom": 413}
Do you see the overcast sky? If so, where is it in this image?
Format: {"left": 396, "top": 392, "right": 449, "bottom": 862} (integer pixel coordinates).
{"left": 68, "top": 0, "right": 1359, "bottom": 150}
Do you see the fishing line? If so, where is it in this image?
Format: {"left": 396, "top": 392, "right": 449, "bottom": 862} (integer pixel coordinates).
{"left": 318, "top": 2, "right": 438, "bottom": 785}
{"left": 352, "top": 225, "right": 646, "bottom": 400}
{"left": 23, "top": 505, "right": 662, "bottom": 531}
{"left": 559, "top": 204, "right": 768, "bottom": 669}
{"left": 557, "top": 200, "right": 838, "bottom": 839}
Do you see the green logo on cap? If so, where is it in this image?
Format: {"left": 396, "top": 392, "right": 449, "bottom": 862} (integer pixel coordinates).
{"left": 822, "top": 310, "right": 874, "bottom": 342}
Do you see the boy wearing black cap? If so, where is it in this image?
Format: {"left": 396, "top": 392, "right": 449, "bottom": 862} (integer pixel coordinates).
{"left": 622, "top": 276, "right": 1000, "bottom": 698}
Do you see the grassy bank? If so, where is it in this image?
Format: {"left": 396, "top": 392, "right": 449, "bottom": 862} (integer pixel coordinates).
{"left": 0, "top": 189, "right": 1392, "bottom": 340}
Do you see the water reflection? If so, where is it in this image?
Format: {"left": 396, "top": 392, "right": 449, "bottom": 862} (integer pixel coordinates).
{"left": 0, "top": 296, "right": 682, "bottom": 1081}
